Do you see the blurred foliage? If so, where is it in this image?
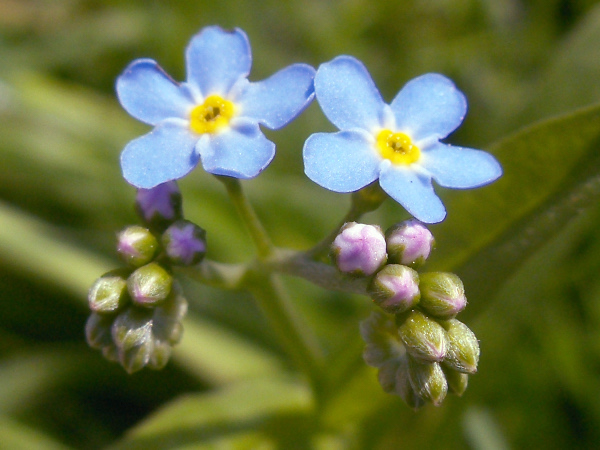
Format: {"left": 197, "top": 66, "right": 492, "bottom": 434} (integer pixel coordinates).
{"left": 1, "top": 0, "right": 600, "bottom": 448}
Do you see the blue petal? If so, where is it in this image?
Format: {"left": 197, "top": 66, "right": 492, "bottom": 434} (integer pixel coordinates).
{"left": 116, "top": 59, "right": 195, "bottom": 125}
{"left": 121, "top": 121, "right": 199, "bottom": 189}
{"left": 197, "top": 120, "right": 275, "bottom": 178}
{"left": 185, "top": 26, "right": 252, "bottom": 97}
{"left": 390, "top": 74, "right": 467, "bottom": 142}
{"left": 303, "top": 130, "right": 380, "bottom": 192}
{"left": 237, "top": 64, "right": 316, "bottom": 130}
{"left": 314, "top": 56, "right": 386, "bottom": 131}
{"left": 422, "top": 142, "right": 503, "bottom": 188}
{"left": 379, "top": 165, "right": 446, "bottom": 223}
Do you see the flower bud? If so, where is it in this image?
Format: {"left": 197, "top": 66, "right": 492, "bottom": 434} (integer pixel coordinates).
{"left": 162, "top": 220, "right": 207, "bottom": 266}
{"left": 152, "top": 283, "right": 188, "bottom": 345}
{"left": 443, "top": 366, "right": 469, "bottom": 396}
{"left": 111, "top": 307, "right": 154, "bottom": 374}
{"left": 85, "top": 313, "right": 114, "bottom": 349}
{"left": 88, "top": 270, "right": 130, "bottom": 314}
{"left": 127, "top": 262, "right": 173, "bottom": 308}
{"left": 117, "top": 226, "right": 159, "bottom": 267}
{"left": 377, "top": 359, "right": 401, "bottom": 393}
{"left": 363, "top": 342, "right": 389, "bottom": 367}
{"left": 442, "top": 319, "right": 480, "bottom": 374}
{"left": 101, "top": 344, "right": 119, "bottom": 363}
{"left": 135, "top": 181, "right": 183, "bottom": 232}
{"left": 398, "top": 310, "right": 446, "bottom": 362}
{"left": 385, "top": 220, "right": 434, "bottom": 267}
{"left": 359, "top": 310, "right": 396, "bottom": 345}
{"left": 407, "top": 357, "right": 448, "bottom": 406}
{"left": 147, "top": 341, "right": 173, "bottom": 370}
{"left": 331, "top": 222, "right": 387, "bottom": 277}
{"left": 368, "top": 264, "right": 420, "bottom": 314}
{"left": 419, "top": 272, "right": 467, "bottom": 319}
{"left": 394, "top": 358, "right": 425, "bottom": 410}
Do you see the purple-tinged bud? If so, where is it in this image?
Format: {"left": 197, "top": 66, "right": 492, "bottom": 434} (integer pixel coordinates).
{"left": 407, "top": 357, "right": 448, "bottom": 406}
{"left": 398, "top": 310, "right": 447, "bottom": 362}
{"left": 385, "top": 220, "right": 434, "bottom": 267}
{"left": 162, "top": 220, "right": 207, "bottom": 266}
{"left": 135, "top": 181, "right": 183, "bottom": 232}
{"left": 368, "top": 264, "right": 420, "bottom": 314}
{"left": 441, "top": 319, "right": 480, "bottom": 374}
{"left": 419, "top": 272, "right": 467, "bottom": 319}
{"left": 127, "top": 262, "right": 173, "bottom": 308}
{"left": 117, "top": 226, "right": 159, "bottom": 268}
{"left": 88, "top": 269, "right": 131, "bottom": 314}
{"left": 443, "top": 366, "right": 469, "bottom": 396}
{"left": 331, "top": 222, "right": 387, "bottom": 277}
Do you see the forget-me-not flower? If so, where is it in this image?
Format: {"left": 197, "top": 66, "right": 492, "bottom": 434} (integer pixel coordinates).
{"left": 117, "top": 26, "right": 316, "bottom": 188}
{"left": 303, "top": 56, "right": 502, "bottom": 223}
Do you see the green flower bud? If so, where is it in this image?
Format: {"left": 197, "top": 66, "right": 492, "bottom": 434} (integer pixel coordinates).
{"left": 368, "top": 264, "right": 420, "bottom": 314}
{"left": 363, "top": 342, "right": 390, "bottom": 367}
{"left": 117, "top": 226, "right": 159, "bottom": 268}
{"left": 88, "top": 269, "right": 130, "bottom": 314}
{"left": 101, "top": 344, "right": 119, "bottom": 363}
{"left": 377, "top": 359, "right": 400, "bottom": 393}
{"left": 111, "top": 307, "right": 154, "bottom": 374}
{"left": 359, "top": 310, "right": 396, "bottom": 346}
{"left": 443, "top": 366, "right": 469, "bottom": 396}
{"left": 147, "top": 341, "right": 172, "bottom": 370}
{"left": 419, "top": 272, "right": 467, "bottom": 319}
{"left": 387, "top": 356, "right": 423, "bottom": 410}
{"left": 127, "top": 262, "right": 173, "bottom": 308}
{"left": 408, "top": 357, "right": 448, "bottom": 406}
{"left": 442, "top": 319, "right": 480, "bottom": 374}
{"left": 111, "top": 307, "right": 153, "bottom": 351}
{"left": 152, "top": 283, "right": 188, "bottom": 345}
{"left": 85, "top": 313, "right": 114, "bottom": 349}
{"left": 398, "top": 310, "right": 447, "bottom": 362}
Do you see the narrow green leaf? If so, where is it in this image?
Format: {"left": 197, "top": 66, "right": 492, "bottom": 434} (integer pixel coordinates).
{"left": 429, "top": 103, "right": 600, "bottom": 303}
{"left": 0, "top": 415, "right": 72, "bottom": 450}
{"left": 112, "top": 377, "right": 312, "bottom": 449}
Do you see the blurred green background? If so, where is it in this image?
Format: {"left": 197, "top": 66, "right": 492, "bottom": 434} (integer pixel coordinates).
{"left": 2, "top": 0, "right": 600, "bottom": 448}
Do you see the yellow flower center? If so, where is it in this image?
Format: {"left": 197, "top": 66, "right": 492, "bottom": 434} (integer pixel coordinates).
{"left": 189, "top": 95, "right": 235, "bottom": 134}
{"left": 376, "top": 129, "right": 421, "bottom": 165}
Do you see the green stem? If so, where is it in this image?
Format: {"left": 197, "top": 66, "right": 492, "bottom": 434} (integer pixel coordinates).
{"left": 246, "top": 271, "right": 325, "bottom": 402}
{"left": 217, "top": 176, "right": 275, "bottom": 259}
{"left": 215, "top": 176, "right": 325, "bottom": 403}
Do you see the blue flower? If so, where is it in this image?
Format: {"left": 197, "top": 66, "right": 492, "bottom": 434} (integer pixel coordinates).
{"left": 303, "top": 56, "right": 502, "bottom": 223}
{"left": 117, "top": 26, "right": 316, "bottom": 188}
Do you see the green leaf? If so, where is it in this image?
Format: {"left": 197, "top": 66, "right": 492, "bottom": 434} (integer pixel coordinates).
{"left": 112, "top": 377, "right": 312, "bottom": 449}
{"left": 0, "top": 415, "right": 72, "bottom": 450}
{"left": 429, "top": 102, "right": 600, "bottom": 306}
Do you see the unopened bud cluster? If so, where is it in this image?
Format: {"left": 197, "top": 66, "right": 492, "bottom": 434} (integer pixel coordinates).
{"left": 86, "top": 182, "right": 206, "bottom": 373}
{"left": 333, "top": 220, "right": 479, "bottom": 408}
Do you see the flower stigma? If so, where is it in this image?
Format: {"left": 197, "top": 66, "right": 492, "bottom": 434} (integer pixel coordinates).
{"left": 189, "top": 95, "right": 235, "bottom": 134}
{"left": 376, "top": 130, "right": 420, "bottom": 165}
